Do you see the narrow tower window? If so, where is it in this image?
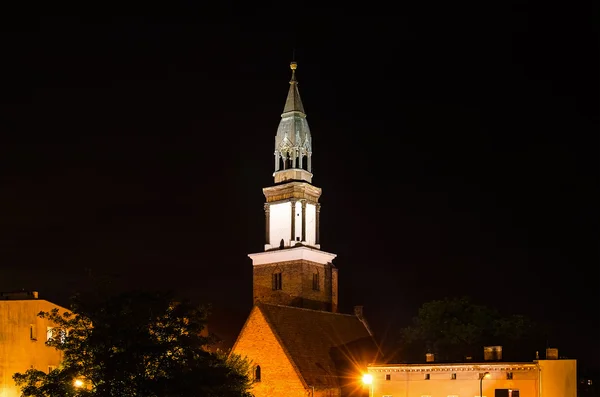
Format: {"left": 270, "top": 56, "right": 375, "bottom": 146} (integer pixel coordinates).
{"left": 254, "top": 365, "right": 261, "bottom": 382}
{"left": 312, "top": 272, "right": 320, "bottom": 291}
{"left": 272, "top": 272, "right": 282, "bottom": 290}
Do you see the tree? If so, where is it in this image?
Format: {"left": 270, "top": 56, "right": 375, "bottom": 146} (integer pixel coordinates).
{"left": 13, "top": 290, "right": 254, "bottom": 397}
{"left": 398, "top": 297, "right": 539, "bottom": 362}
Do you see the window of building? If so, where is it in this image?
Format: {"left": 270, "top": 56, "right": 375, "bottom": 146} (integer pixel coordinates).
{"left": 312, "top": 272, "right": 320, "bottom": 291}
{"left": 254, "top": 365, "right": 261, "bottom": 382}
{"left": 451, "top": 373, "right": 457, "bottom": 379}
{"left": 506, "top": 372, "right": 513, "bottom": 380}
{"left": 495, "top": 389, "right": 519, "bottom": 397}
{"left": 47, "top": 327, "right": 67, "bottom": 343}
{"left": 29, "top": 325, "right": 37, "bottom": 340}
{"left": 424, "top": 373, "right": 430, "bottom": 380}
{"left": 385, "top": 374, "right": 391, "bottom": 381}
{"left": 272, "top": 272, "right": 282, "bottom": 290}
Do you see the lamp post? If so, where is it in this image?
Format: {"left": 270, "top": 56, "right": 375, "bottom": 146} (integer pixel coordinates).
{"left": 479, "top": 371, "right": 490, "bottom": 397}
{"left": 362, "top": 373, "right": 373, "bottom": 397}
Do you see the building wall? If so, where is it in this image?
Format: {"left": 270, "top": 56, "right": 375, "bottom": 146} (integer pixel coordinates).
{"left": 294, "top": 201, "right": 302, "bottom": 242}
{"left": 368, "top": 361, "right": 578, "bottom": 397}
{"left": 231, "top": 307, "right": 307, "bottom": 397}
{"left": 269, "top": 202, "right": 292, "bottom": 248}
{"left": 370, "top": 368, "right": 537, "bottom": 397}
{"left": 268, "top": 201, "right": 318, "bottom": 249}
{"left": 253, "top": 260, "right": 335, "bottom": 311}
{"left": 0, "top": 299, "right": 67, "bottom": 397}
{"left": 538, "top": 359, "right": 577, "bottom": 397}
{"left": 305, "top": 203, "right": 316, "bottom": 246}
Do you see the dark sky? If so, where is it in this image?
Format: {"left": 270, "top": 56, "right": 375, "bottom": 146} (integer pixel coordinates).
{"left": 1, "top": 5, "right": 598, "bottom": 371}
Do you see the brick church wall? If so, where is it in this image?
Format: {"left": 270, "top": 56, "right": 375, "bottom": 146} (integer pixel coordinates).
{"left": 232, "top": 307, "right": 307, "bottom": 397}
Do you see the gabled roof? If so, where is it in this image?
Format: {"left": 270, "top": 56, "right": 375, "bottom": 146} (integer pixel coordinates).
{"left": 257, "top": 303, "right": 379, "bottom": 390}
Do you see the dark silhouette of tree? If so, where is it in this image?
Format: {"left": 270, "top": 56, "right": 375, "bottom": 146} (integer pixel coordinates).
{"left": 13, "top": 290, "right": 254, "bottom": 397}
{"left": 398, "top": 297, "right": 540, "bottom": 362}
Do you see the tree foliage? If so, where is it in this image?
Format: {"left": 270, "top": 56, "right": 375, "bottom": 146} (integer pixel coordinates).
{"left": 399, "top": 297, "right": 539, "bottom": 362}
{"left": 13, "top": 291, "right": 254, "bottom": 397}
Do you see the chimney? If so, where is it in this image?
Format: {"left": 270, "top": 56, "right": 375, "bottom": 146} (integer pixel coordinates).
{"left": 426, "top": 353, "right": 435, "bottom": 362}
{"left": 484, "top": 346, "right": 503, "bottom": 361}
{"left": 32, "top": 291, "right": 39, "bottom": 299}
{"left": 353, "top": 305, "right": 374, "bottom": 337}
{"left": 354, "top": 305, "right": 364, "bottom": 319}
{"left": 546, "top": 348, "right": 558, "bottom": 359}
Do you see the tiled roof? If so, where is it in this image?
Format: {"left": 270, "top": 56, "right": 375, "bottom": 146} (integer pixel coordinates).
{"left": 258, "top": 303, "right": 379, "bottom": 390}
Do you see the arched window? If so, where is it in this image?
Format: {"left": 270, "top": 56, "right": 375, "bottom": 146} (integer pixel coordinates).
{"left": 312, "top": 271, "right": 320, "bottom": 291}
{"left": 254, "top": 365, "right": 261, "bottom": 382}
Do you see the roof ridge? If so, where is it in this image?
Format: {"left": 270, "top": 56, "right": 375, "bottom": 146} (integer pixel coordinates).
{"left": 258, "top": 302, "right": 358, "bottom": 317}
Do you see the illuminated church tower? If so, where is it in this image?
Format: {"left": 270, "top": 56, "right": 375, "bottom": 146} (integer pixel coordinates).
{"left": 249, "top": 62, "right": 338, "bottom": 312}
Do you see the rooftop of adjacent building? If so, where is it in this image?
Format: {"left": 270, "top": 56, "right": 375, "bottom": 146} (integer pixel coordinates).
{"left": 368, "top": 360, "right": 573, "bottom": 369}
{"left": 371, "top": 347, "right": 571, "bottom": 367}
{"left": 0, "top": 290, "right": 40, "bottom": 300}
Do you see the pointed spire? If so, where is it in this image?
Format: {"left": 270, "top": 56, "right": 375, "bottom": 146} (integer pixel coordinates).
{"left": 274, "top": 61, "right": 313, "bottom": 181}
{"left": 283, "top": 62, "right": 305, "bottom": 114}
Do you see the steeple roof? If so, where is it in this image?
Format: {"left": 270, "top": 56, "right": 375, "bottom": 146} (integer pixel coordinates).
{"left": 283, "top": 62, "right": 305, "bottom": 114}
{"left": 273, "top": 61, "right": 313, "bottom": 180}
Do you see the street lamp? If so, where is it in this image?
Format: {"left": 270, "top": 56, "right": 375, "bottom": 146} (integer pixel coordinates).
{"left": 362, "top": 373, "right": 373, "bottom": 397}
{"left": 479, "top": 372, "right": 490, "bottom": 397}
{"left": 73, "top": 379, "right": 84, "bottom": 388}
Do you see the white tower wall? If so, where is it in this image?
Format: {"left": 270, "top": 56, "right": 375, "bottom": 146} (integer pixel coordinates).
{"left": 269, "top": 202, "right": 291, "bottom": 248}
{"left": 305, "top": 203, "right": 316, "bottom": 246}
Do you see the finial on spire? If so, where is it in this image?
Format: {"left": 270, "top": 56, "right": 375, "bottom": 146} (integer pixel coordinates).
{"left": 289, "top": 61, "right": 298, "bottom": 83}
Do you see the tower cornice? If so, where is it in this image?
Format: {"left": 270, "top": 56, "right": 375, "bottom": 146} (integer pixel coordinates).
{"left": 263, "top": 181, "right": 322, "bottom": 203}
{"left": 249, "top": 246, "right": 336, "bottom": 266}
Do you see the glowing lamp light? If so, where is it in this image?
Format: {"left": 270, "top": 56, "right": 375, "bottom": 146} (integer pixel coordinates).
{"left": 362, "top": 374, "right": 373, "bottom": 385}
{"left": 73, "top": 379, "right": 84, "bottom": 388}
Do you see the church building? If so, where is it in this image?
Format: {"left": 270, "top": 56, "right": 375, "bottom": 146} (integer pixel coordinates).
{"left": 231, "top": 62, "right": 379, "bottom": 397}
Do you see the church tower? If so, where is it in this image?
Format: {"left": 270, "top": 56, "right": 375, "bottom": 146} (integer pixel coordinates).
{"left": 249, "top": 62, "right": 338, "bottom": 312}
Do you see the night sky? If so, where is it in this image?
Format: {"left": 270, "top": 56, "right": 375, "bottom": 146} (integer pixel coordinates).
{"left": 1, "top": 6, "right": 598, "bottom": 372}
